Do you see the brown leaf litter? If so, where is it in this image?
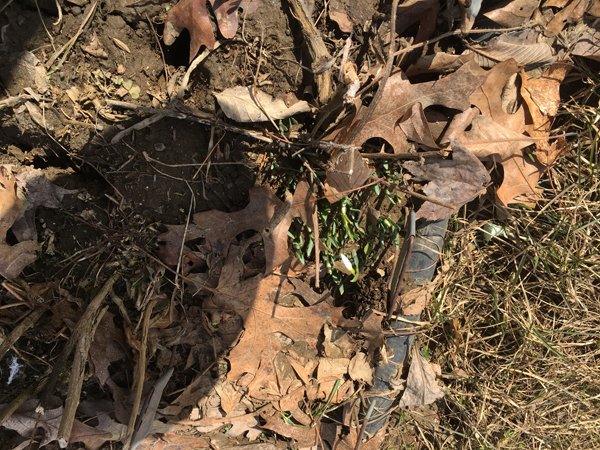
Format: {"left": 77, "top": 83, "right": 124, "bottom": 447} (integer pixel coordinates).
{"left": 155, "top": 184, "right": 380, "bottom": 446}
{"left": 0, "top": 165, "right": 74, "bottom": 279}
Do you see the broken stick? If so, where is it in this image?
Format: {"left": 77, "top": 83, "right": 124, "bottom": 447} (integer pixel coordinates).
{"left": 287, "top": 0, "right": 333, "bottom": 104}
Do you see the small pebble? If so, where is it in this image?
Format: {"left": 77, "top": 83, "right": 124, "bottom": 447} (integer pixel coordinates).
{"left": 154, "top": 143, "right": 166, "bottom": 152}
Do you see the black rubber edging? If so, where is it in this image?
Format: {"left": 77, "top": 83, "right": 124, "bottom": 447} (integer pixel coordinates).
{"left": 363, "top": 217, "right": 450, "bottom": 436}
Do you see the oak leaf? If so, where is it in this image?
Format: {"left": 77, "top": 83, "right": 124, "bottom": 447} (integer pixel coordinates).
{"left": 333, "top": 60, "right": 486, "bottom": 154}
{"left": 164, "top": 0, "right": 258, "bottom": 62}
{"left": 207, "top": 245, "right": 344, "bottom": 394}
{"left": 0, "top": 166, "right": 74, "bottom": 279}
{"left": 403, "top": 143, "right": 491, "bottom": 220}
{"left": 398, "top": 346, "right": 444, "bottom": 408}
{"left": 158, "top": 187, "right": 291, "bottom": 275}
{"left": 469, "top": 60, "right": 544, "bottom": 206}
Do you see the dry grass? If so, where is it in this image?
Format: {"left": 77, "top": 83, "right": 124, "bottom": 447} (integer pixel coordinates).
{"left": 403, "top": 71, "right": 600, "bottom": 449}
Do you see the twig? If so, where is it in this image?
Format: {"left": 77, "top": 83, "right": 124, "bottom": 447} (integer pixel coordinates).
{"left": 110, "top": 112, "right": 167, "bottom": 144}
{"left": 392, "top": 25, "right": 527, "bottom": 58}
{"left": 360, "top": 151, "right": 444, "bottom": 160}
{"left": 387, "top": 210, "right": 416, "bottom": 320}
{"left": 344, "top": 0, "right": 400, "bottom": 144}
{"left": 124, "top": 298, "right": 156, "bottom": 449}
{"left": 34, "top": 0, "right": 56, "bottom": 51}
{"left": 287, "top": 0, "right": 333, "bottom": 104}
{"left": 146, "top": 13, "right": 170, "bottom": 93}
{"left": 46, "top": 0, "right": 98, "bottom": 71}
{"left": 105, "top": 99, "right": 273, "bottom": 144}
{"left": 0, "top": 306, "right": 47, "bottom": 362}
{"left": 57, "top": 305, "right": 109, "bottom": 447}
{"left": 0, "top": 375, "right": 49, "bottom": 424}
{"left": 0, "top": 0, "right": 15, "bottom": 15}
{"left": 0, "top": 94, "right": 35, "bottom": 111}
{"left": 354, "top": 400, "right": 376, "bottom": 450}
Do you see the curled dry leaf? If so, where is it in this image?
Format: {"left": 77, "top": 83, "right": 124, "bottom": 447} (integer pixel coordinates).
{"left": 402, "top": 143, "right": 491, "bottom": 220}
{"left": 164, "top": 0, "right": 258, "bottom": 62}
{"left": 484, "top": 0, "right": 539, "bottom": 27}
{"left": 0, "top": 166, "right": 75, "bottom": 279}
{"left": 324, "top": 147, "right": 371, "bottom": 203}
{"left": 521, "top": 63, "right": 570, "bottom": 166}
{"left": 398, "top": 346, "right": 444, "bottom": 408}
{"left": 348, "top": 352, "right": 373, "bottom": 384}
{"left": 546, "top": 0, "right": 590, "bottom": 35}
{"left": 465, "top": 30, "right": 555, "bottom": 68}
{"left": 569, "top": 20, "right": 600, "bottom": 61}
{"left": 468, "top": 60, "right": 547, "bottom": 206}
{"left": 333, "top": 60, "right": 486, "bottom": 154}
{"left": 214, "top": 86, "right": 312, "bottom": 123}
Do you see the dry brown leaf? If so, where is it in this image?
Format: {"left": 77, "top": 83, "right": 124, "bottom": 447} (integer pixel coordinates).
{"left": 328, "top": 0, "right": 379, "bottom": 32}
{"left": 400, "top": 285, "right": 433, "bottom": 315}
{"left": 164, "top": 0, "right": 258, "bottom": 61}
{"left": 158, "top": 187, "right": 291, "bottom": 275}
{"left": 484, "top": 0, "right": 539, "bottom": 27}
{"left": 406, "top": 53, "right": 473, "bottom": 76}
{"left": 214, "top": 380, "right": 242, "bottom": 416}
{"left": 0, "top": 166, "right": 74, "bottom": 279}
{"left": 333, "top": 60, "right": 486, "bottom": 154}
{"left": 402, "top": 143, "right": 491, "bottom": 220}
{"left": 260, "top": 407, "right": 318, "bottom": 447}
{"left": 521, "top": 63, "right": 570, "bottom": 165}
{"left": 316, "top": 357, "right": 350, "bottom": 400}
{"left": 496, "top": 154, "right": 545, "bottom": 206}
{"left": 208, "top": 246, "right": 343, "bottom": 394}
{"left": 546, "top": 0, "right": 590, "bottom": 35}
{"left": 466, "top": 30, "right": 555, "bottom": 68}
{"left": 399, "top": 103, "right": 439, "bottom": 148}
{"left": 395, "top": 0, "right": 440, "bottom": 42}
{"left": 348, "top": 352, "right": 373, "bottom": 384}
{"left": 136, "top": 433, "right": 210, "bottom": 449}
{"left": 214, "top": 86, "right": 312, "bottom": 123}
{"left": 322, "top": 324, "right": 355, "bottom": 358}
{"left": 570, "top": 20, "right": 600, "bottom": 61}
{"left": 454, "top": 115, "right": 534, "bottom": 159}
{"left": 399, "top": 347, "right": 444, "bottom": 408}
{"left": 470, "top": 59, "right": 525, "bottom": 132}
{"left": 0, "top": 402, "right": 122, "bottom": 449}
{"left": 468, "top": 60, "right": 548, "bottom": 206}
{"left": 89, "top": 312, "right": 128, "bottom": 387}
{"left": 329, "top": 2, "right": 353, "bottom": 32}
{"left": 323, "top": 147, "right": 371, "bottom": 203}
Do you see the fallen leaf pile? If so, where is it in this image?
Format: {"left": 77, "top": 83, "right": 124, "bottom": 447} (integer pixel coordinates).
{"left": 153, "top": 185, "right": 379, "bottom": 445}
{"left": 323, "top": 0, "right": 589, "bottom": 216}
